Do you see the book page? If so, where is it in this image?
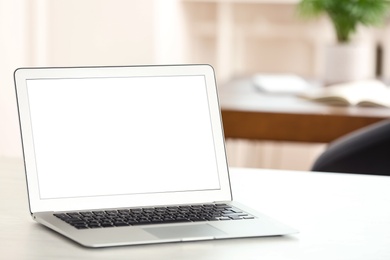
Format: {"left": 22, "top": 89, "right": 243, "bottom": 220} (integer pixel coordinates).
{"left": 299, "top": 80, "right": 390, "bottom": 107}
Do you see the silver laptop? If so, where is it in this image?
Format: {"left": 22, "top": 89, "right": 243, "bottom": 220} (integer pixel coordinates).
{"left": 14, "top": 64, "right": 297, "bottom": 247}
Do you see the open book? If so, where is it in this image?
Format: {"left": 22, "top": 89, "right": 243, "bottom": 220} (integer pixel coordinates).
{"left": 299, "top": 80, "right": 390, "bottom": 107}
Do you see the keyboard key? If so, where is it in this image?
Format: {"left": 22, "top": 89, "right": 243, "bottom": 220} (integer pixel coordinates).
{"left": 88, "top": 223, "right": 101, "bottom": 228}
{"left": 114, "top": 221, "right": 129, "bottom": 226}
{"left": 101, "top": 223, "right": 114, "bottom": 227}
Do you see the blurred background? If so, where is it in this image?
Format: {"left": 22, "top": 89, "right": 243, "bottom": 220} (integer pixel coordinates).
{"left": 1, "top": 0, "right": 390, "bottom": 170}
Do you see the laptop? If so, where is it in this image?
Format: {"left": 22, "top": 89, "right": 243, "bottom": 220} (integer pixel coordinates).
{"left": 14, "top": 64, "right": 297, "bottom": 247}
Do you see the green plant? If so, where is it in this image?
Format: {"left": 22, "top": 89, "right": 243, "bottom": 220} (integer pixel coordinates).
{"left": 297, "top": 0, "right": 390, "bottom": 43}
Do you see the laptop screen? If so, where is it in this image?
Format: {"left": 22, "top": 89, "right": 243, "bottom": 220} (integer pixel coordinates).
{"left": 25, "top": 75, "right": 221, "bottom": 200}
{"left": 15, "top": 65, "right": 232, "bottom": 212}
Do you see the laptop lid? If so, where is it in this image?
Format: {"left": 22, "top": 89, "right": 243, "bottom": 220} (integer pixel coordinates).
{"left": 14, "top": 65, "right": 232, "bottom": 214}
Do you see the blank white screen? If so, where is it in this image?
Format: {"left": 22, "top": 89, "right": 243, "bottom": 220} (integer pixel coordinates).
{"left": 26, "top": 76, "right": 221, "bottom": 199}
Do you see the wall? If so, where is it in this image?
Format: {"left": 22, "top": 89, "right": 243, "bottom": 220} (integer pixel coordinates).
{"left": 43, "top": 0, "right": 156, "bottom": 66}
{"left": 0, "top": 0, "right": 27, "bottom": 158}
{"left": 1, "top": 0, "right": 184, "bottom": 158}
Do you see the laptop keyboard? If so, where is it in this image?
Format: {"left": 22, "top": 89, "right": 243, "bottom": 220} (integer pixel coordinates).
{"left": 54, "top": 204, "right": 255, "bottom": 229}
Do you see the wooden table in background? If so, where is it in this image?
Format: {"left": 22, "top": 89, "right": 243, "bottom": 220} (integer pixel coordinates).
{"left": 219, "top": 78, "right": 390, "bottom": 143}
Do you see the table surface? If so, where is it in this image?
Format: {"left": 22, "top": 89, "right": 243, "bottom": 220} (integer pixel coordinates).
{"left": 219, "top": 78, "right": 390, "bottom": 143}
{"left": 1, "top": 157, "right": 390, "bottom": 259}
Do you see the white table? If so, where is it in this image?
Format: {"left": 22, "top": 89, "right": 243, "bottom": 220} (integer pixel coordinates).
{"left": 1, "top": 158, "right": 390, "bottom": 259}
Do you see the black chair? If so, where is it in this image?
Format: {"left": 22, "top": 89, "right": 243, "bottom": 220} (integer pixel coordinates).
{"left": 311, "top": 119, "right": 390, "bottom": 176}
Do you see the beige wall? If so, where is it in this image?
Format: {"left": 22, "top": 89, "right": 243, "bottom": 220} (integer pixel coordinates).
{"left": 43, "top": 0, "right": 156, "bottom": 66}
{"left": 0, "top": 0, "right": 184, "bottom": 158}
{"left": 0, "top": 0, "right": 27, "bottom": 158}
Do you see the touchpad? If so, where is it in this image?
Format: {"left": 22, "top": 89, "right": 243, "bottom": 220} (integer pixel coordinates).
{"left": 143, "top": 224, "right": 226, "bottom": 239}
